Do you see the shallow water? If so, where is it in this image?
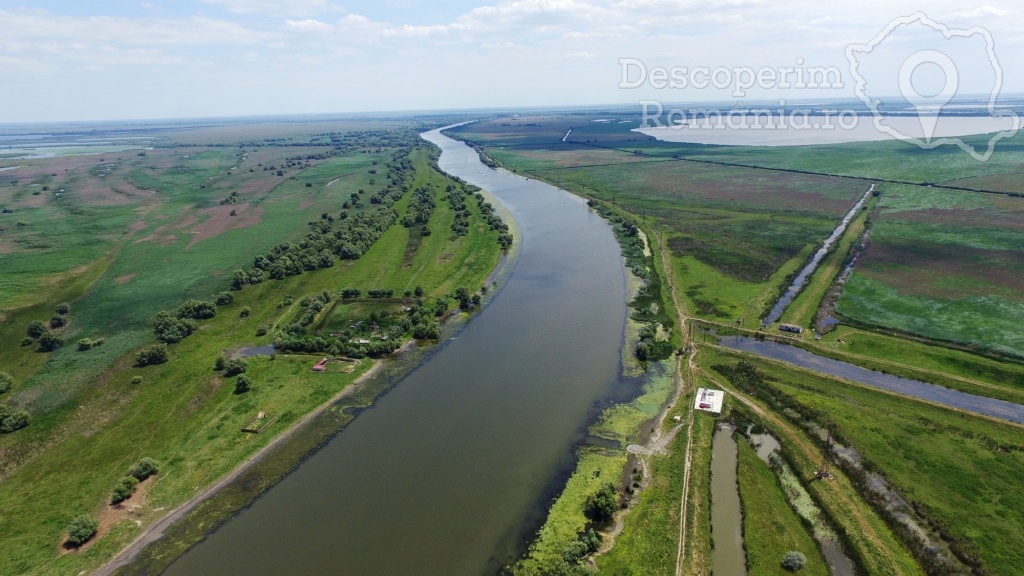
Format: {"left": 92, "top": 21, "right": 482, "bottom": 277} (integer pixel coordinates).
{"left": 711, "top": 424, "right": 747, "bottom": 576}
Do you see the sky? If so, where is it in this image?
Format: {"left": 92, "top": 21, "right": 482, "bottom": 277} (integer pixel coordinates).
{"left": 1, "top": 0, "right": 1022, "bottom": 122}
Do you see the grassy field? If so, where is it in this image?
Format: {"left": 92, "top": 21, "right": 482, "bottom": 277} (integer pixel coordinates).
{"left": 708, "top": 346, "right": 1024, "bottom": 575}
{"left": 835, "top": 185, "right": 1024, "bottom": 357}
{"left": 736, "top": 436, "right": 830, "bottom": 576}
{"left": 466, "top": 136, "right": 867, "bottom": 327}
{"left": 0, "top": 122, "right": 506, "bottom": 576}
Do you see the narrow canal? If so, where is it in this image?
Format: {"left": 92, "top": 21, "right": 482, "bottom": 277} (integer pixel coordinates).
{"left": 161, "top": 128, "right": 635, "bottom": 575}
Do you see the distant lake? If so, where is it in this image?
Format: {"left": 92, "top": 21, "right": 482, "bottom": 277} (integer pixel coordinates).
{"left": 635, "top": 115, "right": 1017, "bottom": 146}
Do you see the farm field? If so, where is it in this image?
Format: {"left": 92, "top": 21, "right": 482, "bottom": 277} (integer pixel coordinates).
{"left": 836, "top": 184, "right": 1024, "bottom": 357}
{"left": 0, "top": 119, "right": 506, "bottom": 576}
{"left": 454, "top": 122, "right": 871, "bottom": 327}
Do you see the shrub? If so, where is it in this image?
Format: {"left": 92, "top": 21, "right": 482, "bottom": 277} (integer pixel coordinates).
{"left": 48, "top": 315, "right": 66, "bottom": 329}
{"left": 214, "top": 356, "right": 226, "bottom": 371}
{"left": 215, "top": 292, "right": 234, "bottom": 306}
{"left": 0, "top": 372, "right": 12, "bottom": 394}
{"left": 38, "top": 332, "right": 64, "bottom": 352}
{"left": 0, "top": 404, "right": 31, "bottom": 433}
{"left": 56, "top": 302, "right": 71, "bottom": 315}
{"left": 128, "top": 457, "right": 160, "bottom": 481}
{"left": 26, "top": 320, "right": 47, "bottom": 339}
{"left": 77, "top": 338, "right": 105, "bottom": 351}
{"left": 20, "top": 337, "right": 34, "bottom": 347}
{"left": 153, "top": 311, "right": 197, "bottom": 343}
{"left": 66, "top": 514, "right": 99, "bottom": 547}
{"left": 239, "top": 306, "right": 251, "bottom": 318}
{"left": 782, "top": 551, "right": 807, "bottom": 571}
{"left": 111, "top": 476, "right": 139, "bottom": 504}
{"left": 584, "top": 482, "right": 618, "bottom": 522}
{"left": 135, "top": 345, "right": 169, "bottom": 367}
{"left": 255, "top": 325, "right": 268, "bottom": 337}
{"left": 223, "top": 359, "right": 247, "bottom": 377}
{"left": 131, "top": 376, "right": 143, "bottom": 384}
{"left": 177, "top": 299, "right": 217, "bottom": 320}
{"left": 234, "top": 374, "right": 251, "bottom": 394}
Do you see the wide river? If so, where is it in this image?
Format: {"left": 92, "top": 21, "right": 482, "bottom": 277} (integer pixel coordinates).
{"left": 162, "top": 128, "right": 634, "bottom": 575}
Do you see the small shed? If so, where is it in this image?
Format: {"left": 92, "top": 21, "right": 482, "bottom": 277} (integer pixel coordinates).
{"left": 694, "top": 388, "right": 724, "bottom": 414}
{"left": 779, "top": 323, "right": 803, "bottom": 334}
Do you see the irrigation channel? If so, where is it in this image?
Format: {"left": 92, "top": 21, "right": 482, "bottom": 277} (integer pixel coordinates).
{"left": 717, "top": 335, "right": 1024, "bottom": 425}
{"left": 762, "top": 185, "right": 874, "bottom": 327}
{"left": 160, "top": 128, "right": 642, "bottom": 575}
{"left": 710, "top": 424, "right": 747, "bottom": 576}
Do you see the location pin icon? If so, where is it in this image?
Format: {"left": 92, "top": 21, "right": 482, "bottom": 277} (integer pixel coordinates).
{"left": 898, "top": 50, "right": 959, "bottom": 142}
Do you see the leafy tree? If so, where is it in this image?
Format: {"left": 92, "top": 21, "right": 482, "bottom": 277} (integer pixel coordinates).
{"left": 177, "top": 299, "right": 217, "bottom": 319}
{"left": 56, "top": 302, "right": 71, "bottom": 315}
{"left": 584, "top": 482, "right": 618, "bottom": 522}
{"left": 0, "top": 404, "right": 30, "bottom": 433}
{"left": 412, "top": 322, "right": 440, "bottom": 340}
{"left": 0, "top": 372, "right": 12, "bottom": 394}
{"left": 223, "top": 359, "right": 247, "bottom": 377}
{"left": 128, "top": 457, "right": 160, "bottom": 481}
{"left": 214, "top": 292, "right": 234, "bottom": 306}
{"left": 38, "top": 332, "right": 64, "bottom": 352}
{"left": 135, "top": 344, "right": 169, "bottom": 367}
{"left": 234, "top": 373, "right": 251, "bottom": 394}
{"left": 66, "top": 514, "right": 99, "bottom": 547}
{"left": 26, "top": 320, "right": 46, "bottom": 339}
{"left": 414, "top": 285, "right": 423, "bottom": 297}
{"left": 49, "top": 315, "right": 67, "bottom": 329}
{"left": 231, "top": 269, "right": 249, "bottom": 290}
{"left": 153, "top": 311, "right": 197, "bottom": 343}
{"left": 214, "top": 356, "right": 226, "bottom": 371}
{"left": 111, "top": 476, "right": 139, "bottom": 504}
{"left": 782, "top": 551, "right": 807, "bottom": 571}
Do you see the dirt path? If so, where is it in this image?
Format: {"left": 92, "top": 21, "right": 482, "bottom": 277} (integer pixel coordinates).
{"left": 93, "top": 360, "right": 385, "bottom": 576}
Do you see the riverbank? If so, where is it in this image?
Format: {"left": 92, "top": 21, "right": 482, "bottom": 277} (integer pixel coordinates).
{"left": 94, "top": 358, "right": 386, "bottom": 576}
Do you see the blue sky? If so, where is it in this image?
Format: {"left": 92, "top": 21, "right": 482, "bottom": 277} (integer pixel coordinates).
{"left": 1, "top": 1, "right": 1020, "bottom": 122}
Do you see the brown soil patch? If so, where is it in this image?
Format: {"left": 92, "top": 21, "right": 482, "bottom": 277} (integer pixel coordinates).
{"left": 114, "top": 274, "right": 135, "bottom": 284}
{"left": 185, "top": 204, "right": 264, "bottom": 249}
{"left": 59, "top": 477, "right": 155, "bottom": 556}
{"left": 135, "top": 210, "right": 198, "bottom": 246}
{"left": 892, "top": 206, "right": 1024, "bottom": 232}
{"left": 298, "top": 197, "right": 315, "bottom": 210}
{"left": 859, "top": 238, "right": 1024, "bottom": 301}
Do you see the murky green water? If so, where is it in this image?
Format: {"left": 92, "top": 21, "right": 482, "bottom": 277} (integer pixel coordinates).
{"left": 711, "top": 424, "right": 747, "bottom": 576}
{"left": 161, "top": 128, "right": 634, "bottom": 576}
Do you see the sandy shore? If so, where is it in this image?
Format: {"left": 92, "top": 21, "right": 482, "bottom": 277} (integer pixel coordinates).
{"left": 93, "top": 358, "right": 386, "bottom": 576}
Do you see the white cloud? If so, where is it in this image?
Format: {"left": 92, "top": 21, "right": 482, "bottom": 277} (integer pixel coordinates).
{"left": 203, "top": 0, "right": 335, "bottom": 16}
{"left": 285, "top": 18, "right": 335, "bottom": 33}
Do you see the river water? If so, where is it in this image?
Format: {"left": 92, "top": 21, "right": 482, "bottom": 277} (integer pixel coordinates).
{"left": 161, "top": 129, "right": 634, "bottom": 575}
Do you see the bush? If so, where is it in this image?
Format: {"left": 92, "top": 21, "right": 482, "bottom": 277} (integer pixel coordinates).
{"left": 128, "top": 457, "right": 160, "bottom": 481}
{"left": 66, "top": 514, "right": 99, "bottom": 547}
{"left": 20, "top": 337, "right": 34, "bottom": 347}
{"left": 214, "top": 356, "right": 226, "bottom": 371}
{"left": 135, "top": 344, "right": 169, "bottom": 367}
{"left": 223, "top": 359, "right": 247, "bottom": 377}
{"left": 215, "top": 292, "right": 234, "bottom": 306}
{"left": 234, "top": 374, "right": 251, "bottom": 394}
{"left": 56, "top": 302, "right": 71, "bottom": 315}
{"left": 0, "top": 372, "right": 11, "bottom": 394}
{"left": 153, "top": 311, "right": 197, "bottom": 343}
{"left": 255, "top": 325, "right": 268, "bottom": 337}
{"left": 239, "top": 306, "right": 251, "bottom": 318}
{"left": 177, "top": 299, "right": 217, "bottom": 319}
{"left": 111, "top": 476, "right": 139, "bottom": 504}
{"left": 49, "top": 315, "right": 67, "bottom": 329}
{"left": 0, "top": 404, "right": 31, "bottom": 433}
{"left": 38, "top": 332, "right": 64, "bottom": 352}
{"left": 77, "top": 338, "right": 105, "bottom": 351}
{"left": 131, "top": 376, "right": 143, "bottom": 384}
{"left": 26, "top": 320, "right": 47, "bottom": 339}
{"left": 584, "top": 482, "right": 618, "bottom": 522}
{"left": 782, "top": 551, "right": 807, "bottom": 571}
